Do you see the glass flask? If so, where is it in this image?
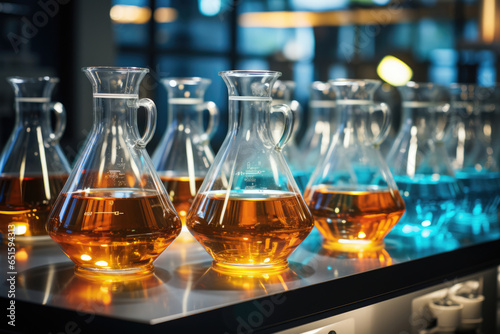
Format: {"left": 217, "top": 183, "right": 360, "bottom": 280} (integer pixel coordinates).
{"left": 186, "top": 70, "right": 314, "bottom": 274}
{"left": 386, "top": 82, "right": 460, "bottom": 241}
{"left": 446, "top": 84, "right": 500, "bottom": 234}
{"left": 152, "top": 77, "right": 219, "bottom": 240}
{"left": 271, "top": 80, "right": 308, "bottom": 192}
{"left": 304, "top": 79, "right": 405, "bottom": 250}
{"left": 47, "top": 67, "right": 181, "bottom": 277}
{"left": 299, "top": 81, "right": 337, "bottom": 176}
{"left": 0, "top": 76, "right": 71, "bottom": 241}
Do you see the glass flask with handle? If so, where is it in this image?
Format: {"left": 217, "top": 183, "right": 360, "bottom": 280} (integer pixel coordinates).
{"left": 186, "top": 70, "right": 314, "bottom": 274}
{"left": 446, "top": 84, "right": 500, "bottom": 235}
{"left": 47, "top": 67, "right": 181, "bottom": 277}
{"left": 304, "top": 79, "right": 405, "bottom": 251}
{"left": 0, "top": 76, "right": 71, "bottom": 241}
{"left": 386, "top": 82, "right": 460, "bottom": 245}
{"left": 152, "top": 77, "right": 219, "bottom": 240}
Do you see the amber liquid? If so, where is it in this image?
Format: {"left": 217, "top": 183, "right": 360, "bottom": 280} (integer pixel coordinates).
{"left": 187, "top": 190, "right": 314, "bottom": 272}
{"left": 306, "top": 185, "right": 405, "bottom": 248}
{"left": 160, "top": 176, "right": 204, "bottom": 224}
{"left": 47, "top": 189, "right": 181, "bottom": 275}
{"left": 0, "top": 174, "right": 68, "bottom": 237}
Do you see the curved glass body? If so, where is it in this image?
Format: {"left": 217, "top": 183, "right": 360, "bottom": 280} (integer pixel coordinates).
{"left": 47, "top": 67, "right": 181, "bottom": 277}
{"left": 386, "top": 82, "right": 460, "bottom": 244}
{"left": 152, "top": 77, "right": 219, "bottom": 240}
{"left": 0, "top": 77, "right": 70, "bottom": 240}
{"left": 187, "top": 70, "right": 314, "bottom": 274}
{"left": 446, "top": 84, "right": 500, "bottom": 235}
{"left": 304, "top": 79, "right": 405, "bottom": 250}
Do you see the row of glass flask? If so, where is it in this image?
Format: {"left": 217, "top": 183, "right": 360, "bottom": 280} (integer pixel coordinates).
{"left": 0, "top": 67, "right": 498, "bottom": 277}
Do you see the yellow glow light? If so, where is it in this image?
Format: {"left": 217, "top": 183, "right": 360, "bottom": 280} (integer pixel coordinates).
{"left": 16, "top": 249, "right": 28, "bottom": 262}
{"left": 481, "top": 0, "right": 495, "bottom": 43}
{"left": 110, "top": 5, "right": 151, "bottom": 24}
{"left": 95, "top": 261, "right": 109, "bottom": 267}
{"left": 377, "top": 55, "right": 413, "bottom": 86}
{"left": 81, "top": 254, "right": 92, "bottom": 261}
{"left": 13, "top": 224, "right": 27, "bottom": 235}
{"left": 238, "top": 9, "right": 413, "bottom": 28}
{"left": 154, "top": 7, "right": 178, "bottom": 23}
{"left": 358, "top": 232, "right": 367, "bottom": 239}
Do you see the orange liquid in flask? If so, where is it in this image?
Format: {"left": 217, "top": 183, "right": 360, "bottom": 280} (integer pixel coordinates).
{"left": 187, "top": 190, "right": 314, "bottom": 273}
{"left": 0, "top": 174, "right": 68, "bottom": 237}
{"left": 47, "top": 189, "right": 181, "bottom": 275}
{"left": 307, "top": 185, "right": 405, "bottom": 249}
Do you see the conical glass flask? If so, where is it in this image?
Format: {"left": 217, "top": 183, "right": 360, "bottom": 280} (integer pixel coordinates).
{"left": 152, "top": 77, "right": 219, "bottom": 240}
{"left": 186, "top": 70, "right": 314, "bottom": 274}
{"left": 386, "top": 82, "right": 460, "bottom": 242}
{"left": 446, "top": 84, "right": 500, "bottom": 235}
{"left": 299, "top": 81, "right": 337, "bottom": 176}
{"left": 304, "top": 79, "right": 405, "bottom": 250}
{"left": 47, "top": 67, "right": 181, "bottom": 277}
{"left": 271, "top": 80, "right": 308, "bottom": 192}
{"left": 0, "top": 76, "right": 70, "bottom": 241}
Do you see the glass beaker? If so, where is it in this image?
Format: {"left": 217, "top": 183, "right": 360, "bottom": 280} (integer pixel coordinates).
{"left": 271, "top": 80, "right": 308, "bottom": 192}
{"left": 386, "top": 82, "right": 460, "bottom": 242}
{"left": 152, "top": 77, "right": 219, "bottom": 240}
{"left": 299, "top": 81, "right": 337, "bottom": 176}
{"left": 0, "top": 76, "right": 71, "bottom": 240}
{"left": 304, "top": 79, "right": 405, "bottom": 250}
{"left": 47, "top": 67, "right": 181, "bottom": 277}
{"left": 446, "top": 84, "right": 500, "bottom": 234}
{"left": 186, "top": 70, "right": 314, "bottom": 274}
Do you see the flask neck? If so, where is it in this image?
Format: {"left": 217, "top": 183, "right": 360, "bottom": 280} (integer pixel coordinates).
{"left": 167, "top": 99, "right": 204, "bottom": 129}
{"left": 228, "top": 98, "right": 272, "bottom": 136}
{"left": 335, "top": 104, "right": 376, "bottom": 146}
{"left": 14, "top": 101, "right": 53, "bottom": 127}
{"left": 91, "top": 96, "right": 138, "bottom": 135}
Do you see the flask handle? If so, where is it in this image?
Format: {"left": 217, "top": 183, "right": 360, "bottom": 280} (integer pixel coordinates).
{"left": 370, "top": 102, "right": 391, "bottom": 146}
{"left": 48, "top": 102, "right": 66, "bottom": 143}
{"left": 200, "top": 101, "right": 219, "bottom": 140}
{"left": 135, "top": 98, "right": 157, "bottom": 147}
{"left": 271, "top": 104, "right": 293, "bottom": 151}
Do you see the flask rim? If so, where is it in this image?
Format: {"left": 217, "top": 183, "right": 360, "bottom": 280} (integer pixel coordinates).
{"left": 219, "top": 70, "right": 282, "bottom": 77}
{"left": 161, "top": 77, "right": 211, "bottom": 85}
{"left": 81, "top": 66, "right": 149, "bottom": 73}
{"left": 7, "top": 76, "right": 59, "bottom": 84}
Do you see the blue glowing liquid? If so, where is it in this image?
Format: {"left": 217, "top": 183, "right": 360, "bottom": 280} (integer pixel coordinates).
{"left": 389, "top": 175, "right": 460, "bottom": 238}
{"left": 452, "top": 170, "right": 500, "bottom": 234}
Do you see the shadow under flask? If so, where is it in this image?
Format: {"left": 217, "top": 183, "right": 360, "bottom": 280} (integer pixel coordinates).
{"left": 271, "top": 80, "right": 308, "bottom": 192}
{"left": 386, "top": 82, "right": 460, "bottom": 242}
{"left": 299, "top": 81, "right": 337, "bottom": 177}
{"left": 304, "top": 79, "right": 405, "bottom": 250}
{"left": 47, "top": 67, "right": 181, "bottom": 277}
{"left": 152, "top": 77, "right": 219, "bottom": 240}
{"left": 446, "top": 84, "right": 500, "bottom": 234}
{"left": 186, "top": 70, "right": 314, "bottom": 274}
{"left": 0, "top": 77, "right": 70, "bottom": 240}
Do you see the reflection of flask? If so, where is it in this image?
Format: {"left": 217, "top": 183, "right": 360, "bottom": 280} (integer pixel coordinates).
{"left": 299, "top": 81, "right": 337, "bottom": 176}
{"left": 447, "top": 84, "right": 500, "bottom": 234}
{"left": 152, "top": 77, "right": 219, "bottom": 239}
{"left": 47, "top": 67, "right": 181, "bottom": 277}
{"left": 304, "top": 79, "right": 405, "bottom": 250}
{"left": 271, "top": 80, "right": 308, "bottom": 192}
{"left": 187, "top": 71, "right": 314, "bottom": 274}
{"left": 0, "top": 77, "right": 70, "bottom": 240}
{"left": 387, "top": 82, "right": 460, "bottom": 242}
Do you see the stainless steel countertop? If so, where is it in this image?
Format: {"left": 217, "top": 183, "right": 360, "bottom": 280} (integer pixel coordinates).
{"left": 0, "top": 228, "right": 497, "bottom": 328}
